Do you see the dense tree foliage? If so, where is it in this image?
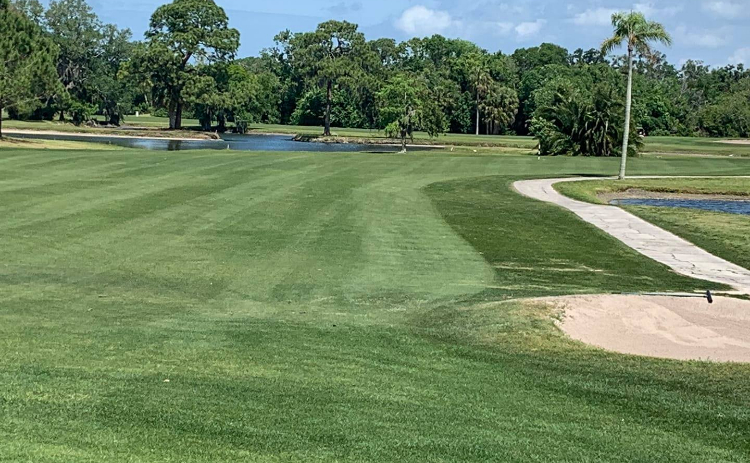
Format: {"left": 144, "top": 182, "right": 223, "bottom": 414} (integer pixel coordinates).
{"left": 376, "top": 73, "right": 446, "bottom": 151}
{"left": 6, "top": 0, "right": 750, "bottom": 154}
{"left": 133, "top": 0, "right": 239, "bottom": 129}
{"left": 530, "top": 65, "right": 641, "bottom": 157}
{"left": 0, "top": 0, "right": 58, "bottom": 136}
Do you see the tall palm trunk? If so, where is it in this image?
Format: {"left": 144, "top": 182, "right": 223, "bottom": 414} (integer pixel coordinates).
{"left": 619, "top": 45, "right": 634, "bottom": 180}
{"left": 475, "top": 100, "right": 480, "bottom": 136}
{"left": 324, "top": 80, "right": 332, "bottom": 137}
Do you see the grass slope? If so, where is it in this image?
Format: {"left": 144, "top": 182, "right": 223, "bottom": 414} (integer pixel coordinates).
{"left": 556, "top": 178, "right": 750, "bottom": 271}
{"left": 555, "top": 177, "right": 750, "bottom": 204}
{"left": 0, "top": 136, "right": 123, "bottom": 150}
{"left": 631, "top": 207, "right": 750, "bottom": 271}
{"left": 1, "top": 149, "right": 750, "bottom": 462}
{"left": 644, "top": 136, "right": 750, "bottom": 157}
{"left": 1, "top": 118, "right": 214, "bottom": 140}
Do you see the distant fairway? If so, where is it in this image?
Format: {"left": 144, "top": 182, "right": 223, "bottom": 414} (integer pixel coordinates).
{"left": 2, "top": 147, "right": 750, "bottom": 462}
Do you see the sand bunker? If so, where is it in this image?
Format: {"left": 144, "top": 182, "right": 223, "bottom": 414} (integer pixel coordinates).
{"left": 716, "top": 139, "right": 750, "bottom": 145}
{"left": 540, "top": 295, "right": 750, "bottom": 363}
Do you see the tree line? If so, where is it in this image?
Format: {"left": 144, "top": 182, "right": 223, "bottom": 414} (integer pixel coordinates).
{"left": 3, "top": 0, "right": 750, "bottom": 154}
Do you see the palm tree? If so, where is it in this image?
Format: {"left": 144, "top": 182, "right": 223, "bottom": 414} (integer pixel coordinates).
{"left": 602, "top": 12, "right": 671, "bottom": 179}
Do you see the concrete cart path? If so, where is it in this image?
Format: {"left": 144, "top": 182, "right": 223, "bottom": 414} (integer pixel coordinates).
{"left": 513, "top": 177, "right": 750, "bottom": 294}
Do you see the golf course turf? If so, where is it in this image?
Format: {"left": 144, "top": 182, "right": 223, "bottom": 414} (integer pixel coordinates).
{"left": 555, "top": 178, "right": 750, "bottom": 271}
{"left": 2, "top": 147, "right": 750, "bottom": 462}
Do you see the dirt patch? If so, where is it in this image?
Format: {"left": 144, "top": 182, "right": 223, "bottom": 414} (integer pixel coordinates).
{"left": 598, "top": 188, "right": 750, "bottom": 203}
{"left": 538, "top": 294, "right": 750, "bottom": 363}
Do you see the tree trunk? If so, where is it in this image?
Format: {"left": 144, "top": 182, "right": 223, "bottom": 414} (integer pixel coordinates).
{"left": 59, "top": 110, "right": 65, "bottom": 122}
{"left": 175, "top": 102, "right": 183, "bottom": 130}
{"left": 0, "top": 105, "right": 3, "bottom": 139}
{"left": 475, "top": 104, "right": 480, "bottom": 136}
{"left": 168, "top": 101, "right": 177, "bottom": 130}
{"left": 324, "top": 80, "right": 332, "bottom": 137}
{"left": 619, "top": 47, "right": 634, "bottom": 180}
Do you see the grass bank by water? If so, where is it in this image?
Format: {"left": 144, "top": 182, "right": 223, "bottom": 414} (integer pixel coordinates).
{"left": 556, "top": 177, "right": 750, "bottom": 273}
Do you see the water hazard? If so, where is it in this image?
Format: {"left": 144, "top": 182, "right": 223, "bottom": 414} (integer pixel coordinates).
{"left": 611, "top": 198, "right": 750, "bottom": 216}
{"left": 9, "top": 132, "right": 435, "bottom": 153}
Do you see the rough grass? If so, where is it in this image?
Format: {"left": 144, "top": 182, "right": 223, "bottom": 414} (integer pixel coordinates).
{"left": 249, "top": 123, "right": 538, "bottom": 149}
{"left": 643, "top": 136, "right": 750, "bottom": 157}
{"left": 555, "top": 177, "right": 750, "bottom": 204}
{"left": 631, "top": 207, "right": 750, "bottom": 271}
{"left": 2, "top": 148, "right": 750, "bottom": 462}
{"left": 555, "top": 177, "right": 750, "bottom": 271}
{"left": 1, "top": 118, "right": 215, "bottom": 140}
{"left": 0, "top": 136, "right": 122, "bottom": 150}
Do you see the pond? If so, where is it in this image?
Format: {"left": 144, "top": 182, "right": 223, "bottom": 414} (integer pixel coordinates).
{"left": 10, "top": 132, "right": 435, "bottom": 153}
{"left": 611, "top": 198, "right": 750, "bottom": 216}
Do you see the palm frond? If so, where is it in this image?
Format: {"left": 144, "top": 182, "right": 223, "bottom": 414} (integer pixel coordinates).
{"left": 601, "top": 36, "right": 624, "bottom": 55}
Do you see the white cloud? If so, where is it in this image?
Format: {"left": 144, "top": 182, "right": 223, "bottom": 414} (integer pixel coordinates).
{"left": 572, "top": 7, "right": 618, "bottom": 26}
{"left": 690, "top": 33, "right": 728, "bottom": 48}
{"left": 702, "top": 1, "right": 743, "bottom": 17}
{"left": 515, "top": 19, "right": 546, "bottom": 37}
{"left": 674, "top": 25, "right": 727, "bottom": 48}
{"left": 729, "top": 47, "right": 750, "bottom": 65}
{"left": 572, "top": 4, "right": 682, "bottom": 26}
{"left": 395, "top": 6, "right": 455, "bottom": 36}
{"left": 634, "top": 3, "right": 683, "bottom": 17}
{"left": 496, "top": 22, "right": 514, "bottom": 35}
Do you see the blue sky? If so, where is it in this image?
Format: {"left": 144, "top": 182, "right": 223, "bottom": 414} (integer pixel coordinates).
{"left": 50, "top": 0, "right": 750, "bottom": 67}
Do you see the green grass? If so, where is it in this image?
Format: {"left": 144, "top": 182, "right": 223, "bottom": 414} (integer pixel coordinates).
{"left": 8, "top": 114, "right": 750, "bottom": 155}
{"left": 0, "top": 136, "right": 123, "bottom": 150}
{"left": 2, "top": 148, "right": 750, "bottom": 461}
{"left": 121, "top": 114, "right": 203, "bottom": 128}
{"left": 1, "top": 117, "right": 213, "bottom": 140}
{"left": 643, "top": 136, "right": 750, "bottom": 157}
{"left": 555, "top": 177, "right": 750, "bottom": 204}
{"left": 630, "top": 207, "right": 750, "bottom": 271}
{"left": 555, "top": 177, "right": 750, "bottom": 271}
{"left": 247, "top": 123, "right": 538, "bottom": 149}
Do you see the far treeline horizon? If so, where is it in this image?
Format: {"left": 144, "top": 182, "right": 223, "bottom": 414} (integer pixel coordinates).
{"left": 2, "top": 0, "right": 749, "bottom": 158}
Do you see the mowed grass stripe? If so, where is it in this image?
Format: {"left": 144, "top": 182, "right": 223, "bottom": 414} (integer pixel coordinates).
{"left": 1, "top": 148, "right": 750, "bottom": 462}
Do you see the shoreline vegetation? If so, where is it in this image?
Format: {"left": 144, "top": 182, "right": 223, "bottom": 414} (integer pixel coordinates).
{"left": 2, "top": 128, "right": 221, "bottom": 141}
{"left": 4, "top": 117, "right": 750, "bottom": 156}
{"left": 9, "top": 119, "right": 749, "bottom": 158}
{"left": 554, "top": 177, "right": 750, "bottom": 205}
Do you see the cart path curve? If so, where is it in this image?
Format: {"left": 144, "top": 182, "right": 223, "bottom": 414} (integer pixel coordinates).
{"left": 513, "top": 177, "right": 750, "bottom": 294}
